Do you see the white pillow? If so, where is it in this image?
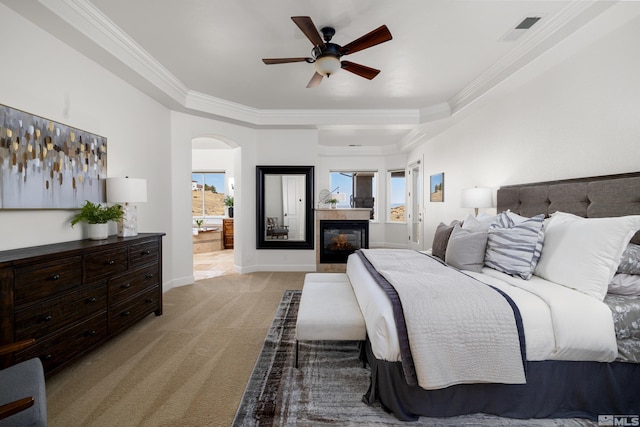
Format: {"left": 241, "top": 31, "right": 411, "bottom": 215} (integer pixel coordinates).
{"left": 462, "top": 213, "right": 495, "bottom": 232}
{"left": 534, "top": 212, "right": 640, "bottom": 300}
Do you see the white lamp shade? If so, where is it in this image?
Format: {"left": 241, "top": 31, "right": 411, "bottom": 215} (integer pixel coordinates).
{"left": 461, "top": 187, "right": 493, "bottom": 209}
{"left": 107, "top": 177, "right": 148, "bottom": 203}
{"left": 314, "top": 56, "right": 341, "bottom": 77}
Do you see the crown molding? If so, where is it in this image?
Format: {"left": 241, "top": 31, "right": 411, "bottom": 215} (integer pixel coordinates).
{"left": 33, "top": 0, "right": 613, "bottom": 131}
{"left": 186, "top": 90, "right": 420, "bottom": 127}
{"left": 448, "top": 1, "right": 614, "bottom": 115}
{"left": 31, "top": 0, "right": 425, "bottom": 129}
{"left": 397, "top": 130, "right": 428, "bottom": 153}
{"left": 318, "top": 144, "right": 399, "bottom": 157}
{"left": 419, "top": 103, "right": 451, "bottom": 123}
{"left": 39, "top": 0, "right": 189, "bottom": 104}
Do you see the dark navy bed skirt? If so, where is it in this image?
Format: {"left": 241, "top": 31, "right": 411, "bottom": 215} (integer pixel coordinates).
{"left": 363, "top": 340, "right": 640, "bottom": 422}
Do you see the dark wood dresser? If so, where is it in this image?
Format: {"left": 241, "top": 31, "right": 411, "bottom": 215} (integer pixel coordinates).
{"left": 223, "top": 218, "right": 234, "bottom": 249}
{"left": 0, "top": 233, "right": 164, "bottom": 376}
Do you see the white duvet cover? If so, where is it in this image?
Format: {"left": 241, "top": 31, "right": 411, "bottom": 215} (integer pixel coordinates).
{"left": 346, "top": 253, "right": 618, "bottom": 363}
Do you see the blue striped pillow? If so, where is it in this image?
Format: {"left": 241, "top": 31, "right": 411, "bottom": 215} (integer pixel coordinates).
{"left": 485, "top": 211, "right": 545, "bottom": 280}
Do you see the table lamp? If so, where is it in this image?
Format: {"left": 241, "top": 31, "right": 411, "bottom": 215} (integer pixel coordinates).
{"left": 461, "top": 187, "right": 493, "bottom": 217}
{"left": 106, "top": 177, "right": 148, "bottom": 237}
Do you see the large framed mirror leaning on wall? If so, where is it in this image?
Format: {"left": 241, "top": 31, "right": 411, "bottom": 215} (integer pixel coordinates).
{"left": 256, "top": 166, "right": 314, "bottom": 249}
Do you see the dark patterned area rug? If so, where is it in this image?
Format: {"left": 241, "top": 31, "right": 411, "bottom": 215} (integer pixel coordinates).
{"left": 232, "top": 290, "right": 595, "bottom": 426}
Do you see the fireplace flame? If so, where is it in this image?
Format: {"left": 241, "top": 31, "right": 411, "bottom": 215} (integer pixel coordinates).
{"left": 328, "top": 234, "right": 355, "bottom": 251}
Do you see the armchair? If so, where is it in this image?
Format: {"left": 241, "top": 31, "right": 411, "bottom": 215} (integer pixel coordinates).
{"left": 266, "top": 217, "right": 289, "bottom": 239}
{"left": 0, "top": 339, "right": 47, "bottom": 426}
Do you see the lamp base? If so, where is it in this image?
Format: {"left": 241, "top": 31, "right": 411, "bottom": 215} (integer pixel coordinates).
{"left": 117, "top": 203, "right": 138, "bottom": 237}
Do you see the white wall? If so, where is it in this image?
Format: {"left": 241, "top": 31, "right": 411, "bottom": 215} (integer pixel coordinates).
{"left": 170, "top": 111, "right": 254, "bottom": 285}
{"left": 253, "top": 129, "right": 318, "bottom": 271}
{"left": 412, "top": 6, "right": 640, "bottom": 248}
{"left": 317, "top": 151, "right": 408, "bottom": 248}
{"left": 0, "top": 4, "right": 174, "bottom": 282}
{"left": 3, "top": 1, "right": 638, "bottom": 283}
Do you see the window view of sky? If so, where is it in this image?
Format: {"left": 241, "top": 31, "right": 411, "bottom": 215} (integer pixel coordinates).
{"left": 192, "top": 172, "right": 225, "bottom": 193}
{"left": 390, "top": 174, "right": 406, "bottom": 207}
{"left": 329, "top": 172, "right": 353, "bottom": 207}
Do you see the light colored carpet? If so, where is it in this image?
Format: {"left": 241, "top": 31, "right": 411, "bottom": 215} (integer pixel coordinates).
{"left": 46, "top": 272, "right": 306, "bottom": 427}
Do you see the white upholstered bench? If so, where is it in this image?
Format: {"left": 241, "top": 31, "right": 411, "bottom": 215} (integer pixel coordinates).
{"left": 295, "top": 273, "right": 367, "bottom": 367}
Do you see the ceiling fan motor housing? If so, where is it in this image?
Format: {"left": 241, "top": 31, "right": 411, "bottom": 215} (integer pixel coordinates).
{"left": 312, "top": 43, "right": 342, "bottom": 61}
{"left": 320, "top": 26, "right": 336, "bottom": 42}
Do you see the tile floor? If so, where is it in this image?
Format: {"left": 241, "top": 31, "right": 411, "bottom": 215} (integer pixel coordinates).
{"left": 193, "top": 249, "right": 236, "bottom": 281}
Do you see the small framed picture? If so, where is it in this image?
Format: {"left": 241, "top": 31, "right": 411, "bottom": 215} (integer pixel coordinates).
{"left": 430, "top": 173, "right": 444, "bottom": 202}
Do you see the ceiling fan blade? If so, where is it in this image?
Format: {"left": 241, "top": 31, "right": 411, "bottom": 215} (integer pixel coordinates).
{"left": 306, "top": 72, "right": 323, "bottom": 88}
{"left": 292, "top": 16, "right": 325, "bottom": 48}
{"left": 262, "top": 57, "right": 312, "bottom": 65}
{"left": 340, "top": 25, "right": 392, "bottom": 55}
{"left": 341, "top": 61, "right": 380, "bottom": 80}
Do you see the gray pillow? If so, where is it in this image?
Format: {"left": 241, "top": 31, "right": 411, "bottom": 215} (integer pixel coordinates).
{"left": 431, "top": 221, "right": 459, "bottom": 261}
{"left": 445, "top": 225, "right": 488, "bottom": 273}
{"left": 485, "top": 211, "right": 545, "bottom": 280}
{"left": 617, "top": 243, "right": 640, "bottom": 275}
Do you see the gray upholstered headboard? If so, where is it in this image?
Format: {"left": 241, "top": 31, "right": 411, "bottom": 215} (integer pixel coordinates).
{"left": 496, "top": 172, "right": 640, "bottom": 244}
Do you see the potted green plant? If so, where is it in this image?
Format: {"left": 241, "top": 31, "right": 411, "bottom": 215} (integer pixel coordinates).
{"left": 71, "top": 200, "right": 123, "bottom": 240}
{"left": 327, "top": 198, "right": 338, "bottom": 208}
{"left": 224, "top": 195, "right": 234, "bottom": 218}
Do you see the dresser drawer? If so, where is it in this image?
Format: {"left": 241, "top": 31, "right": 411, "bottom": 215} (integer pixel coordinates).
{"left": 109, "top": 285, "right": 160, "bottom": 335}
{"left": 14, "top": 256, "right": 82, "bottom": 306}
{"left": 129, "top": 239, "right": 159, "bottom": 269}
{"left": 15, "top": 282, "right": 107, "bottom": 340}
{"left": 84, "top": 248, "right": 128, "bottom": 283}
{"left": 108, "top": 264, "right": 159, "bottom": 306}
{"left": 15, "top": 311, "right": 108, "bottom": 374}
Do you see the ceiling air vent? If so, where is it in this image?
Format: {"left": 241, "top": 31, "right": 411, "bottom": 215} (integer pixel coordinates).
{"left": 516, "top": 17, "right": 541, "bottom": 30}
{"left": 501, "top": 16, "right": 542, "bottom": 41}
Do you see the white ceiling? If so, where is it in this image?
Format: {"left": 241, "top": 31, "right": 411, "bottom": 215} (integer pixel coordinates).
{"left": 1, "top": 0, "right": 618, "bottom": 149}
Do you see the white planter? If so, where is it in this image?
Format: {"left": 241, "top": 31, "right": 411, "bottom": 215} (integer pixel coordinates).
{"left": 88, "top": 223, "right": 109, "bottom": 240}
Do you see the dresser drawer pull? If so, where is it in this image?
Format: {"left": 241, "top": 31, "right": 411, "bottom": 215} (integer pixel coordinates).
{"left": 108, "top": 260, "right": 115, "bottom": 265}
{"left": 86, "top": 297, "right": 97, "bottom": 303}
{"left": 42, "top": 315, "right": 53, "bottom": 322}
{"left": 145, "top": 298, "right": 155, "bottom": 304}
{"left": 86, "top": 330, "right": 97, "bottom": 337}
{"left": 43, "top": 354, "right": 52, "bottom": 361}
{"left": 121, "top": 283, "right": 131, "bottom": 289}
{"left": 145, "top": 274, "right": 154, "bottom": 279}
{"left": 121, "top": 311, "right": 130, "bottom": 317}
{"left": 51, "top": 274, "right": 60, "bottom": 281}
{"left": 143, "top": 250, "right": 151, "bottom": 255}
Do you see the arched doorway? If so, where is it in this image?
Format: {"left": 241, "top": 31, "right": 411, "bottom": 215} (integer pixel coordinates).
{"left": 191, "top": 136, "right": 237, "bottom": 279}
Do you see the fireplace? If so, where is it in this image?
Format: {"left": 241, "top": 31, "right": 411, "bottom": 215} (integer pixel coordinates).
{"left": 320, "top": 220, "right": 369, "bottom": 264}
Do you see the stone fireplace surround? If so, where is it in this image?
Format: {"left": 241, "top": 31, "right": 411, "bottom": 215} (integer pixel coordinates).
{"left": 315, "top": 208, "right": 371, "bottom": 272}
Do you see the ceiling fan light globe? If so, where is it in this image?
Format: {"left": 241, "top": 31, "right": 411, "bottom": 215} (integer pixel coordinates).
{"left": 314, "top": 55, "right": 341, "bottom": 77}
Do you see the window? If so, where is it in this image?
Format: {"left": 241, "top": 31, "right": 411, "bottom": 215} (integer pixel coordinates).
{"left": 192, "top": 172, "right": 226, "bottom": 219}
{"left": 329, "top": 171, "right": 377, "bottom": 220}
{"left": 388, "top": 170, "right": 406, "bottom": 223}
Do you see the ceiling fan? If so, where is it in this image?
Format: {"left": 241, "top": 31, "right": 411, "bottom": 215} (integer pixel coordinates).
{"left": 262, "top": 16, "right": 392, "bottom": 88}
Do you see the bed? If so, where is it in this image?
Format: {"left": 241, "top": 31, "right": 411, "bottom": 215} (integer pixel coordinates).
{"left": 347, "top": 172, "right": 640, "bottom": 421}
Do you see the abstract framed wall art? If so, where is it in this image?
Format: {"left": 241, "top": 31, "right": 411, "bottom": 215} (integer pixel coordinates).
{"left": 430, "top": 172, "right": 444, "bottom": 202}
{"left": 0, "top": 104, "right": 107, "bottom": 209}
